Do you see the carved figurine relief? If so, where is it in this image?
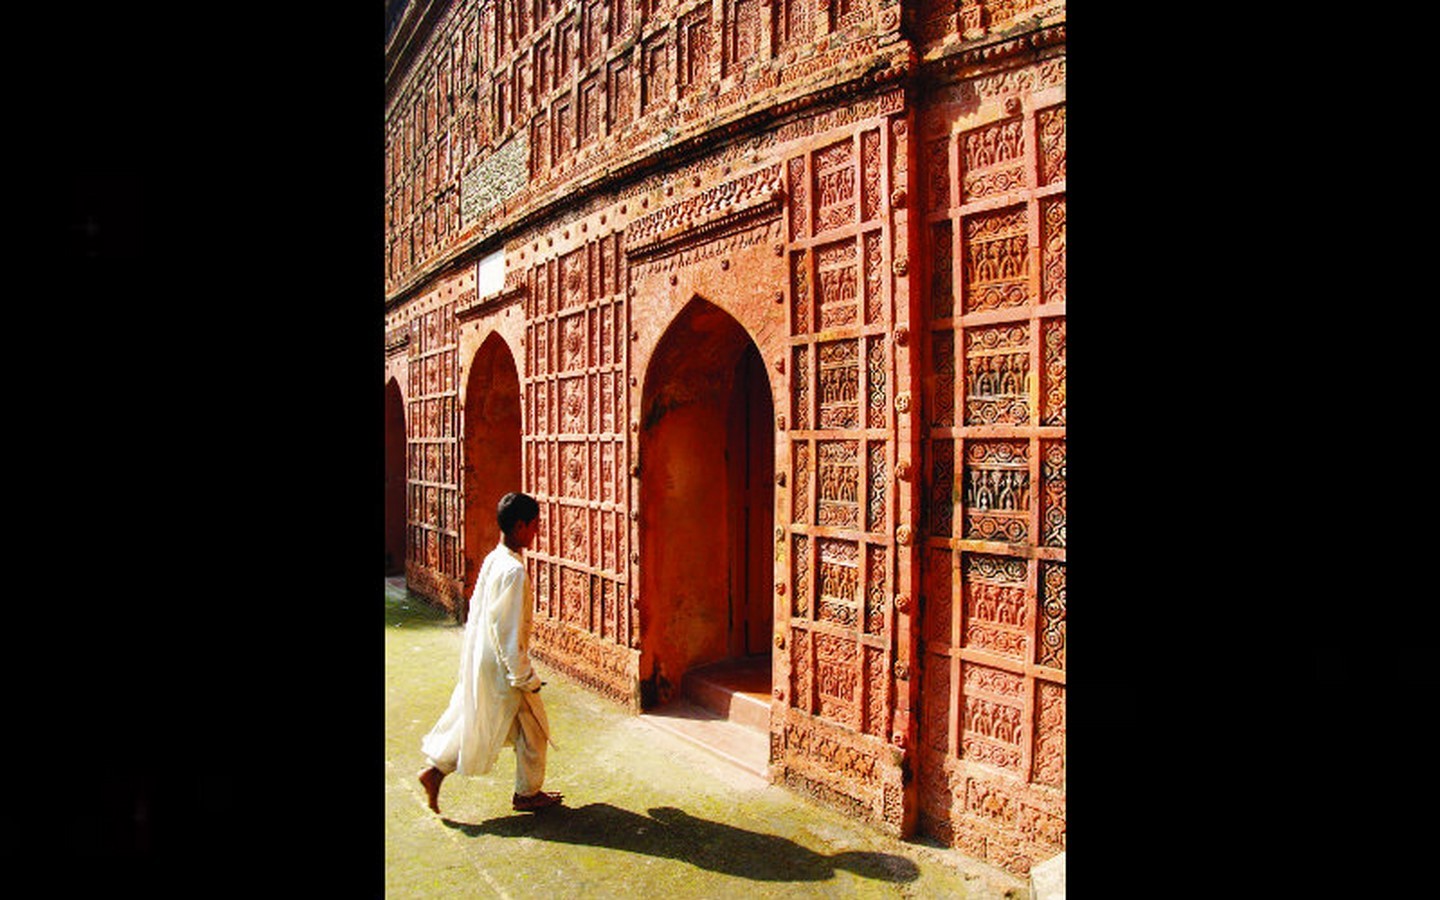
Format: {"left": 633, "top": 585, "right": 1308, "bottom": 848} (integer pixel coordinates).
{"left": 814, "top": 138, "right": 857, "bottom": 234}
{"left": 964, "top": 323, "right": 1030, "bottom": 426}
{"left": 817, "top": 340, "right": 860, "bottom": 429}
{"left": 961, "top": 553, "right": 1029, "bottom": 661}
{"left": 817, "top": 441, "right": 860, "bottom": 529}
{"left": 963, "top": 441, "right": 1030, "bottom": 543}
{"left": 816, "top": 239, "right": 859, "bottom": 330}
{"left": 963, "top": 206, "right": 1030, "bottom": 313}
{"left": 960, "top": 117, "right": 1026, "bottom": 202}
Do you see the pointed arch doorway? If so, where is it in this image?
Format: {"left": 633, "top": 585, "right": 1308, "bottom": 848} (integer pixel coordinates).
{"left": 638, "top": 296, "right": 774, "bottom": 731}
{"left": 384, "top": 377, "right": 407, "bottom": 577}
{"left": 462, "top": 332, "right": 523, "bottom": 610}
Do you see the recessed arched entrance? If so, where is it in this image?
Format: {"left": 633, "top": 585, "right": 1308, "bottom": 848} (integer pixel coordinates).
{"left": 462, "top": 332, "right": 522, "bottom": 606}
{"left": 638, "top": 297, "right": 775, "bottom": 722}
{"left": 384, "top": 377, "right": 407, "bottom": 576}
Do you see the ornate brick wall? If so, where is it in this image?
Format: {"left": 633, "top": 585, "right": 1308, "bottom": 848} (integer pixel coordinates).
{"left": 386, "top": 0, "right": 1065, "bottom": 876}
{"left": 914, "top": 20, "right": 1066, "bottom": 874}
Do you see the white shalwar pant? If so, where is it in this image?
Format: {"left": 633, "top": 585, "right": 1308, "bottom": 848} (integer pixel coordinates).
{"left": 425, "top": 705, "right": 548, "bottom": 797}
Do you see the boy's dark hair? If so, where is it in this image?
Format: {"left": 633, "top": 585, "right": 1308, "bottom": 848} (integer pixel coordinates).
{"left": 496, "top": 492, "right": 540, "bottom": 534}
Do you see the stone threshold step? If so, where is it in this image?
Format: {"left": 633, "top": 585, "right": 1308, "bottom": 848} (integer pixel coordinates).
{"left": 682, "top": 673, "right": 772, "bottom": 732}
{"left": 639, "top": 700, "right": 770, "bottom": 779}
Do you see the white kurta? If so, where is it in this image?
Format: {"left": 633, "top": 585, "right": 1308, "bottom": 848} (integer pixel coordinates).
{"left": 421, "top": 540, "right": 552, "bottom": 777}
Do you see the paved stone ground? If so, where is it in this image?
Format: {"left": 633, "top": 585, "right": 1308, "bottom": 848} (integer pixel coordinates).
{"left": 385, "top": 580, "right": 1029, "bottom": 899}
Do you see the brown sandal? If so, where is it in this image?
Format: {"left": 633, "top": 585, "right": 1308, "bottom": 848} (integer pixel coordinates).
{"left": 512, "top": 790, "right": 564, "bottom": 811}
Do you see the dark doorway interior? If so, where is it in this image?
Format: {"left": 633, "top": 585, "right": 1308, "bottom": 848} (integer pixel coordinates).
{"left": 639, "top": 297, "right": 773, "bottom": 729}
{"left": 384, "top": 378, "right": 407, "bottom": 576}
{"left": 463, "top": 333, "right": 523, "bottom": 605}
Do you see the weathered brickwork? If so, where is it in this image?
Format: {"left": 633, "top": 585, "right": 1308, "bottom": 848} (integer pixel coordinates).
{"left": 385, "top": 0, "right": 1064, "bottom": 876}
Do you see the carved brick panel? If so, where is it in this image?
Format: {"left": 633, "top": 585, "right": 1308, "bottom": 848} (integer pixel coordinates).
{"left": 523, "top": 227, "right": 633, "bottom": 700}
{"left": 1032, "top": 680, "right": 1064, "bottom": 788}
{"left": 406, "top": 299, "right": 462, "bottom": 595}
{"left": 817, "top": 441, "right": 861, "bottom": 530}
{"left": 813, "top": 138, "right": 857, "bottom": 235}
{"left": 918, "top": 52, "right": 1066, "bottom": 874}
{"left": 961, "top": 553, "right": 1028, "bottom": 661}
{"left": 818, "top": 339, "right": 860, "bottom": 429}
{"left": 963, "top": 205, "right": 1030, "bottom": 314}
{"left": 816, "top": 239, "right": 859, "bottom": 330}
{"left": 962, "top": 440, "right": 1029, "bottom": 544}
{"left": 1038, "top": 104, "right": 1066, "bottom": 187}
{"left": 1041, "top": 316, "right": 1065, "bottom": 425}
{"left": 960, "top": 117, "right": 1025, "bottom": 202}
{"left": 1037, "top": 560, "right": 1065, "bottom": 671}
{"left": 778, "top": 108, "right": 904, "bottom": 834}
{"left": 1040, "top": 440, "right": 1065, "bottom": 549}
{"left": 964, "top": 323, "right": 1029, "bottom": 426}
{"left": 1041, "top": 195, "right": 1066, "bottom": 307}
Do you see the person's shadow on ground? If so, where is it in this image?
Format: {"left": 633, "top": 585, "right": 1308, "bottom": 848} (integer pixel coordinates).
{"left": 443, "top": 802, "right": 920, "bottom": 884}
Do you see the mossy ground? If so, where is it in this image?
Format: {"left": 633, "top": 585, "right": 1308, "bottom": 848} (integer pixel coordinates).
{"left": 385, "top": 581, "right": 1027, "bottom": 899}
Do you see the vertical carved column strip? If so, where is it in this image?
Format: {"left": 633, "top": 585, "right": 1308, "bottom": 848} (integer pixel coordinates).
{"left": 890, "top": 104, "right": 921, "bottom": 837}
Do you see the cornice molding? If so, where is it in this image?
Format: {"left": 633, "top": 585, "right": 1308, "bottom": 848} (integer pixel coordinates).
{"left": 456, "top": 283, "right": 526, "bottom": 321}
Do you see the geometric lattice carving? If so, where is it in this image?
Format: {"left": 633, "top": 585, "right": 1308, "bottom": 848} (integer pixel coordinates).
{"left": 861, "top": 128, "right": 882, "bottom": 222}
{"left": 789, "top": 156, "right": 809, "bottom": 241}
{"left": 792, "top": 344, "right": 811, "bottom": 431}
{"left": 863, "top": 645, "right": 887, "bottom": 737}
{"left": 863, "top": 229, "right": 885, "bottom": 324}
{"left": 1032, "top": 680, "right": 1065, "bottom": 787}
{"left": 792, "top": 534, "right": 811, "bottom": 617}
{"left": 1041, "top": 195, "right": 1065, "bottom": 307}
{"left": 866, "top": 335, "right": 887, "bottom": 430}
{"left": 926, "top": 137, "right": 950, "bottom": 212}
{"left": 793, "top": 441, "right": 811, "bottom": 525}
{"left": 1041, "top": 316, "right": 1066, "bottom": 425}
{"left": 931, "top": 220, "right": 954, "bottom": 319}
{"left": 865, "top": 544, "right": 888, "bottom": 635}
{"left": 1041, "top": 440, "right": 1066, "bottom": 548}
{"left": 1038, "top": 104, "right": 1066, "bottom": 187}
{"left": 924, "top": 649, "right": 952, "bottom": 754}
{"left": 792, "top": 249, "right": 812, "bottom": 334}
{"left": 931, "top": 438, "right": 955, "bottom": 537}
{"left": 925, "top": 546, "right": 954, "bottom": 647}
{"left": 866, "top": 440, "right": 887, "bottom": 532}
{"left": 1037, "top": 560, "right": 1065, "bottom": 670}
{"left": 933, "top": 330, "right": 955, "bottom": 427}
